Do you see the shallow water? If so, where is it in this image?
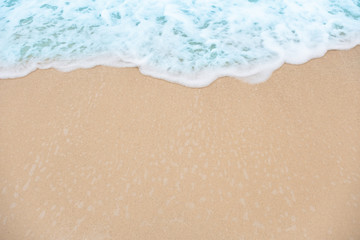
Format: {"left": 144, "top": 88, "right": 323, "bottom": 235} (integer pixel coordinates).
{"left": 0, "top": 0, "right": 359, "bottom": 86}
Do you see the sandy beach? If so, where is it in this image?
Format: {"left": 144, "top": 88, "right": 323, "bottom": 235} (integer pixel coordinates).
{"left": 0, "top": 46, "right": 359, "bottom": 239}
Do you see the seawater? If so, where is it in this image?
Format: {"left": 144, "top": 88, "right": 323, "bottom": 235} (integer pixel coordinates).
{"left": 0, "top": 0, "right": 359, "bottom": 87}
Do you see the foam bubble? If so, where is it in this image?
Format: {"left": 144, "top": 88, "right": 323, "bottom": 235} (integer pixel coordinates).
{"left": 0, "top": 0, "right": 359, "bottom": 87}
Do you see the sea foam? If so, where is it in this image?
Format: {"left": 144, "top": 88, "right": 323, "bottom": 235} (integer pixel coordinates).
{"left": 0, "top": 0, "right": 359, "bottom": 87}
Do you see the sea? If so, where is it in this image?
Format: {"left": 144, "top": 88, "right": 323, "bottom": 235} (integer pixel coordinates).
{"left": 0, "top": 0, "right": 359, "bottom": 87}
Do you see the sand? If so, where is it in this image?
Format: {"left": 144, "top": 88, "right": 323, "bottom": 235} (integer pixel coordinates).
{"left": 0, "top": 46, "right": 359, "bottom": 239}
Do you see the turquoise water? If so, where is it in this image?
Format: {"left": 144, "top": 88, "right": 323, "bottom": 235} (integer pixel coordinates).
{"left": 0, "top": 0, "right": 359, "bottom": 86}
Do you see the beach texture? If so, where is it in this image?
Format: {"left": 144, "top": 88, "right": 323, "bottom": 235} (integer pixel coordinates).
{"left": 0, "top": 46, "right": 359, "bottom": 239}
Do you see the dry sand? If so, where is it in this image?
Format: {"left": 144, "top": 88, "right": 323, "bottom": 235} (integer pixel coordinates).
{"left": 0, "top": 46, "right": 359, "bottom": 239}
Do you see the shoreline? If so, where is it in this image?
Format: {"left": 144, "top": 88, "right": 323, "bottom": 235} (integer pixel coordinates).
{"left": 0, "top": 46, "right": 359, "bottom": 239}
{"left": 1, "top": 44, "right": 359, "bottom": 87}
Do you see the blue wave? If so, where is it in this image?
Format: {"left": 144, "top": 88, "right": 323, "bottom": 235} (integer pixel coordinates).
{"left": 0, "top": 0, "right": 359, "bottom": 86}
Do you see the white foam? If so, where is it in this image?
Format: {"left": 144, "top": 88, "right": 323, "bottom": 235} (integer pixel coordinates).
{"left": 0, "top": 0, "right": 359, "bottom": 87}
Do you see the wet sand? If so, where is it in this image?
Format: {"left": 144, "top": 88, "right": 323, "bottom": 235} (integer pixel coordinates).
{"left": 0, "top": 46, "right": 359, "bottom": 239}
